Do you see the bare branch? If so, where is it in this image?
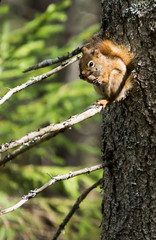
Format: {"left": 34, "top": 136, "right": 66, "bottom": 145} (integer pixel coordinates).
{"left": 23, "top": 46, "right": 82, "bottom": 73}
{"left": 52, "top": 177, "right": 103, "bottom": 240}
{"left": 0, "top": 130, "right": 60, "bottom": 166}
{"left": 0, "top": 54, "right": 81, "bottom": 106}
{"left": 0, "top": 163, "right": 109, "bottom": 215}
{"left": 0, "top": 104, "right": 103, "bottom": 166}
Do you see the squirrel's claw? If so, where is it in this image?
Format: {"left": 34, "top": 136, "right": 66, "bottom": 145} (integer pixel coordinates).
{"left": 94, "top": 99, "right": 108, "bottom": 110}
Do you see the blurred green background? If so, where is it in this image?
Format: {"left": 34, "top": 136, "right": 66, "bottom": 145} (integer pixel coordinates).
{"left": 0, "top": 0, "right": 103, "bottom": 239}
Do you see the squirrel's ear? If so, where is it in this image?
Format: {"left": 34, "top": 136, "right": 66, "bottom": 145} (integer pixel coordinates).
{"left": 93, "top": 48, "right": 100, "bottom": 56}
{"left": 82, "top": 47, "right": 88, "bottom": 54}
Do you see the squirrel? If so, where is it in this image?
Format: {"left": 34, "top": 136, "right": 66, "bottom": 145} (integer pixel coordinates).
{"left": 79, "top": 39, "right": 134, "bottom": 107}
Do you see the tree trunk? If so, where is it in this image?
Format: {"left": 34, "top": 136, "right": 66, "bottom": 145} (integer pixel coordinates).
{"left": 100, "top": 1, "right": 156, "bottom": 239}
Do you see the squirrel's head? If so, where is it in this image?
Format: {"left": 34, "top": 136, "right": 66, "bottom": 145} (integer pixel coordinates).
{"left": 79, "top": 46, "right": 102, "bottom": 80}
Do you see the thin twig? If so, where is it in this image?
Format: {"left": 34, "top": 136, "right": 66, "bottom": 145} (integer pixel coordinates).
{"left": 0, "top": 104, "right": 103, "bottom": 166}
{"left": 0, "top": 130, "right": 60, "bottom": 166}
{"left": 52, "top": 177, "right": 103, "bottom": 240}
{"left": 23, "top": 47, "right": 82, "bottom": 73}
{"left": 0, "top": 163, "right": 108, "bottom": 215}
{"left": 0, "top": 54, "right": 81, "bottom": 106}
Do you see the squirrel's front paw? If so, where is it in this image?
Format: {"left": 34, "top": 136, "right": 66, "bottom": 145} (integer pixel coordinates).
{"left": 87, "top": 75, "right": 103, "bottom": 86}
{"left": 94, "top": 99, "right": 108, "bottom": 109}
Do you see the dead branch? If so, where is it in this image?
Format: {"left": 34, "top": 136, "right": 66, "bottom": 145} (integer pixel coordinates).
{"left": 0, "top": 104, "right": 103, "bottom": 166}
{"left": 0, "top": 163, "right": 109, "bottom": 215}
{"left": 0, "top": 54, "right": 81, "bottom": 106}
{"left": 0, "top": 130, "right": 60, "bottom": 166}
{"left": 52, "top": 177, "right": 103, "bottom": 240}
{"left": 23, "top": 46, "right": 82, "bottom": 73}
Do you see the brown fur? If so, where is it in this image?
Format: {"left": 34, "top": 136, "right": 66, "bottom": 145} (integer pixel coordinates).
{"left": 96, "top": 40, "right": 134, "bottom": 66}
{"left": 79, "top": 39, "right": 134, "bottom": 103}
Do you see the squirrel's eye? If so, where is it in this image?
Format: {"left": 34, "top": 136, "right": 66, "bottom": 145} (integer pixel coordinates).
{"left": 88, "top": 61, "right": 94, "bottom": 68}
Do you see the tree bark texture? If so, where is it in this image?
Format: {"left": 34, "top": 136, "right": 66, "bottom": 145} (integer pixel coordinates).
{"left": 100, "top": 1, "right": 156, "bottom": 239}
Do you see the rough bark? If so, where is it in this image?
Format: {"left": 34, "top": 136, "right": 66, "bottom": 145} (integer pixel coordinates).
{"left": 100, "top": 1, "right": 156, "bottom": 240}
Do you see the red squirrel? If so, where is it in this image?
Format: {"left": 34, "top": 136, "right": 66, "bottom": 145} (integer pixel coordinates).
{"left": 79, "top": 39, "right": 134, "bottom": 107}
